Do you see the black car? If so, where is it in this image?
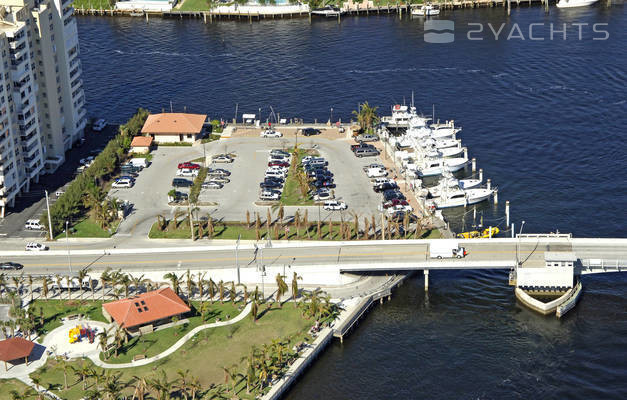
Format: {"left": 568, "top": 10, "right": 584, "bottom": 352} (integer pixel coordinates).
{"left": 307, "top": 170, "right": 333, "bottom": 178}
{"left": 351, "top": 143, "right": 375, "bottom": 152}
{"left": 207, "top": 168, "right": 231, "bottom": 177}
{"left": 260, "top": 181, "right": 282, "bottom": 189}
{"left": 312, "top": 180, "right": 336, "bottom": 189}
{"left": 383, "top": 189, "right": 405, "bottom": 201}
{"left": 172, "top": 191, "right": 188, "bottom": 201}
{"left": 301, "top": 128, "right": 321, "bottom": 136}
{"left": 172, "top": 178, "right": 193, "bottom": 188}
{"left": 264, "top": 177, "right": 284, "bottom": 184}
{"left": 374, "top": 183, "right": 399, "bottom": 193}
{"left": 0, "top": 262, "right": 23, "bottom": 270}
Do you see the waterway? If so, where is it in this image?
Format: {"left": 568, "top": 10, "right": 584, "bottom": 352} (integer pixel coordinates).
{"left": 76, "top": 5, "right": 627, "bottom": 398}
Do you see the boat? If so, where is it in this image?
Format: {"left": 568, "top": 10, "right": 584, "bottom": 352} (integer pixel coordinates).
{"left": 311, "top": 6, "right": 345, "bottom": 16}
{"left": 381, "top": 104, "right": 417, "bottom": 129}
{"left": 430, "top": 121, "right": 461, "bottom": 139}
{"left": 556, "top": 0, "right": 599, "bottom": 8}
{"left": 412, "top": 3, "right": 441, "bottom": 16}
{"left": 427, "top": 170, "right": 481, "bottom": 197}
{"left": 432, "top": 185, "right": 493, "bottom": 209}
{"left": 416, "top": 156, "right": 468, "bottom": 177}
{"left": 419, "top": 137, "right": 461, "bottom": 150}
{"left": 457, "top": 231, "right": 481, "bottom": 239}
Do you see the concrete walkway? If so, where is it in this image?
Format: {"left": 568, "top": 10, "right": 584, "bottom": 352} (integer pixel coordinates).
{"left": 89, "top": 302, "right": 252, "bottom": 369}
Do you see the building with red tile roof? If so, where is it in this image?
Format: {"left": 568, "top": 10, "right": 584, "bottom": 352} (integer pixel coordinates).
{"left": 0, "top": 337, "right": 36, "bottom": 371}
{"left": 130, "top": 136, "right": 153, "bottom": 154}
{"left": 141, "top": 113, "right": 207, "bottom": 143}
{"left": 102, "top": 287, "right": 190, "bottom": 332}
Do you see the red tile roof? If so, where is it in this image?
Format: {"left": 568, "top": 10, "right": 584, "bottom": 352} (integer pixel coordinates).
{"left": 0, "top": 337, "right": 35, "bottom": 362}
{"left": 103, "top": 287, "right": 190, "bottom": 329}
{"left": 130, "top": 136, "right": 153, "bottom": 147}
{"left": 141, "top": 113, "right": 207, "bottom": 135}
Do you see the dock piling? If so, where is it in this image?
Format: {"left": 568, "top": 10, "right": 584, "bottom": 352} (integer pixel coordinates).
{"left": 471, "top": 157, "right": 476, "bottom": 172}
{"left": 479, "top": 168, "right": 483, "bottom": 182}
{"left": 487, "top": 179, "right": 491, "bottom": 191}
{"left": 506, "top": 200, "right": 510, "bottom": 226}
{"left": 424, "top": 269, "right": 429, "bottom": 290}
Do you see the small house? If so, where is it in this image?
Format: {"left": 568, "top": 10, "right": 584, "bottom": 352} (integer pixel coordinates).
{"left": 141, "top": 113, "right": 208, "bottom": 144}
{"left": 130, "top": 136, "right": 153, "bottom": 154}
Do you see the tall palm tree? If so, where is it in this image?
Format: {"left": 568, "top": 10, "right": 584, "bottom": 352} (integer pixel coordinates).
{"left": 58, "top": 358, "right": 70, "bottom": 390}
{"left": 65, "top": 276, "right": 72, "bottom": 300}
{"left": 175, "top": 369, "right": 192, "bottom": 400}
{"left": 229, "top": 281, "right": 236, "bottom": 304}
{"left": 352, "top": 101, "right": 379, "bottom": 133}
{"left": 275, "top": 273, "right": 288, "bottom": 306}
{"left": 27, "top": 275, "right": 33, "bottom": 302}
{"left": 118, "top": 274, "right": 132, "bottom": 298}
{"left": 72, "top": 360, "right": 92, "bottom": 390}
{"left": 0, "top": 273, "right": 7, "bottom": 300}
{"left": 196, "top": 272, "right": 207, "bottom": 301}
{"left": 11, "top": 275, "right": 22, "bottom": 296}
{"left": 8, "top": 387, "right": 36, "bottom": 400}
{"left": 132, "top": 374, "right": 149, "bottom": 400}
{"left": 185, "top": 269, "right": 195, "bottom": 301}
{"left": 99, "top": 327, "right": 112, "bottom": 360}
{"left": 100, "top": 268, "right": 112, "bottom": 300}
{"left": 163, "top": 272, "right": 182, "bottom": 295}
{"left": 237, "top": 283, "right": 248, "bottom": 304}
{"left": 291, "top": 272, "right": 302, "bottom": 301}
{"left": 148, "top": 370, "right": 174, "bottom": 400}
{"left": 189, "top": 376, "right": 202, "bottom": 400}
{"left": 207, "top": 278, "right": 216, "bottom": 303}
{"left": 218, "top": 280, "right": 225, "bottom": 304}
{"left": 130, "top": 274, "right": 148, "bottom": 294}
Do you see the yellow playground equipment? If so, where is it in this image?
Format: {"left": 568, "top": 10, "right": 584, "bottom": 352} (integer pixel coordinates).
{"left": 68, "top": 325, "right": 82, "bottom": 344}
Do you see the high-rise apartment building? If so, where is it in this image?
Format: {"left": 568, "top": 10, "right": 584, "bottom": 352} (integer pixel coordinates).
{"left": 0, "top": 0, "right": 86, "bottom": 217}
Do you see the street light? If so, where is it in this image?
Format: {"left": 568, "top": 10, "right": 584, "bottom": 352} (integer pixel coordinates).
{"left": 516, "top": 220, "right": 526, "bottom": 268}
{"left": 65, "top": 220, "right": 72, "bottom": 274}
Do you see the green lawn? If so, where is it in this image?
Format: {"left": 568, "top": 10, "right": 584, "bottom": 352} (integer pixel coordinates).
{"left": 0, "top": 380, "right": 35, "bottom": 400}
{"left": 30, "top": 299, "right": 108, "bottom": 338}
{"left": 33, "top": 303, "right": 312, "bottom": 399}
{"left": 73, "top": 0, "right": 112, "bottom": 10}
{"left": 179, "top": 0, "right": 213, "bottom": 11}
{"left": 54, "top": 218, "right": 117, "bottom": 239}
{"left": 102, "top": 301, "right": 241, "bottom": 364}
{"left": 280, "top": 148, "right": 317, "bottom": 206}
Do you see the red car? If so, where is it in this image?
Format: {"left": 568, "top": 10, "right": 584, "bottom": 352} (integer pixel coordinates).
{"left": 268, "top": 161, "right": 290, "bottom": 168}
{"left": 382, "top": 199, "right": 409, "bottom": 209}
{"left": 177, "top": 162, "right": 200, "bottom": 170}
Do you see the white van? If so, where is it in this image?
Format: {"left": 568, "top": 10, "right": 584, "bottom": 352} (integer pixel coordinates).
{"left": 367, "top": 167, "right": 388, "bottom": 178}
{"left": 25, "top": 219, "right": 43, "bottom": 230}
{"left": 129, "top": 158, "right": 148, "bottom": 169}
{"left": 372, "top": 178, "right": 393, "bottom": 187}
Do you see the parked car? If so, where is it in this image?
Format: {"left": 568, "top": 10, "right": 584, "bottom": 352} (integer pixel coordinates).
{"left": 259, "top": 190, "right": 280, "bottom": 201}
{"left": 177, "top": 169, "right": 199, "bottom": 177}
{"left": 207, "top": 168, "right": 231, "bottom": 177}
{"left": 374, "top": 183, "right": 398, "bottom": 193}
{"left": 380, "top": 198, "right": 410, "bottom": 210}
{"left": 323, "top": 200, "right": 347, "bottom": 211}
{"left": 356, "top": 134, "right": 379, "bottom": 142}
{"left": 172, "top": 178, "right": 193, "bottom": 188}
{"left": 387, "top": 204, "right": 413, "bottom": 214}
{"left": 313, "top": 190, "right": 334, "bottom": 201}
{"left": 268, "top": 161, "right": 290, "bottom": 168}
{"left": 25, "top": 242, "right": 48, "bottom": 251}
{"left": 112, "top": 179, "right": 133, "bottom": 188}
{"left": 261, "top": 129, "right": 283, "bottom": 138}
{"left": 363, "top": 163, "right": 385, "bottom": 172}
{"left": 351, "top": 143, "right": 375, "bottom": 151}
{"left": 312, "top": 180, "right": 336, "bottom": 189}
{"left": 24, "top": 219, "right": 43, "bottom": 230}
{"left": 202, "top": 181, "right": 223, "bottom": 190}
{"left": 354, "top": 148, "right": 380, "bottom": 158}
{"left": 372, "top": 178, "right": 394, "bottom": 187}
{"left": 212, "top": 154, "right": 234, "bottom": 163}
{"left": 92, "top": 119, "right": 107, "bottom": 132}
{"left": 366, "top": 167, "right": 388, "bottom": 178}
{"left": 270, "top": 149, "right": 290, "bottom": 157}
{"left": 264, "top": 176, "right": 284, "bottom": 184}
{"left": 118, "top": 175, "right": 137, "bottom": 182}
{"left": 308, "top": 170, "right": 333, "bottom": 179}
{"left": 260, "top": 181, "right": 282, "bottom": 189}
{"left": 121, "top": 164, "right": 142, "bottom": 174}
{"left": 383, "top": 190, "right": 405, "bottom": 201}
{"left": 178, "top": 162, "right": 201, "bottom": 170}
{"left": 0, "top": 262, "right": 23, "bottom": 270}
{"left": 210, "top": 176, "right": 230, "bottom": 184}
{"left": 301, "top": 128, "right": 321, "bottom": 136}
{"left": 170, "top": 191, "right": 188, "bottom": 201}
{"left": 79, "top": 156, "right": 94, "bottom": 165}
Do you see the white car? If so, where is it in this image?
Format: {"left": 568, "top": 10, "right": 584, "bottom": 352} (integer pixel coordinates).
{"left": 79, "top": 156, "right": 94, "bottom": 165}
{"left": 92, "top": 119, "right": 107, "bottom": 132}
{"left": 261, "top": 129, "right": 283, "bottom": 138}
{"left": 367, "top": 167, "right": 388, "bottom": 178}
{"left": 112, "top": 179, "right": 133, "bottom": 188}
{"left": 323, "top": 200, "right": 347, "bottom": 211}
{"left": 25, "top": 242, "right": 48, "bottom": 251}
{"left": 202, "top": 181, "right": 223, "bottom": 190}
{"left": 270, "top": 149, "right": 290, "bottom": 157}
{"left": 212, "top": 155, "right": 234, "bottom": 163}
{"left": 177, "top": 169, "right": 199, "bottom": 177}
{"left": 24, "top": 219, "right": 43, "bottom": 230}
{"left": 259, "top": 190, "right": 280, "bottom": 201}
{"left": 387, "top": 204, "right": 413, "bottom": 214}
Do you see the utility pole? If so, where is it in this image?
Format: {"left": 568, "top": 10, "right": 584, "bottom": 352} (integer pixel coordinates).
{"left": 187, "top": 202, "right": 195, "bottom": 241}
{"left": 45, "top": 190, "right": 53, "bottom": 240}
{"left": 516, "top": 220, "right": 526, "bottom": 267}
{"left": 66, "top": 221, "right": 72, "bottom": 274}
{"left": 235, "top": 234, "right": 241, "bottom": 284}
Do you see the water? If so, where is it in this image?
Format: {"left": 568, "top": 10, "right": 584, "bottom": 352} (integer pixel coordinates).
{"left": 76, "top": 6, "right": 627, "bottom": 398}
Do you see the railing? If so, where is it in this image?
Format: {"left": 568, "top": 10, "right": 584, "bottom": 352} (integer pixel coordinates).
{"left": 580, "top": 259, "right": 627, "bottom": 272}
{"left": 517, "top": 233, "right": 572, "bottom": 239}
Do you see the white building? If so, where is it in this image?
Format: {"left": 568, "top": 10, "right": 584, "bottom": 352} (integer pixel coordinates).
{"left": 0, "top": 0, "right": 87, "bottom": 217}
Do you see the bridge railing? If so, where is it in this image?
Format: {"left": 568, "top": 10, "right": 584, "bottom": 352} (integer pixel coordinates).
{"left": 579, "top": 259, "right": 627, "bottom": 273}
{"left": 517, "top": 233, "right": 572, "bottom": 239}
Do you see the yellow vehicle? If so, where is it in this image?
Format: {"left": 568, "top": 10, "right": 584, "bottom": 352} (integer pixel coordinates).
{"left": 457, "top": 231, "right": 480, "bottom": 239}
{"left": 481, "top": 227, "right": 499, "bottom": 238}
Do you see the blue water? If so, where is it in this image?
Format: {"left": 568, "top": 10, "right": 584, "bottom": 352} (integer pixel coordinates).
{"left": 76, "top": 6, "right": 627, "bottom": 398}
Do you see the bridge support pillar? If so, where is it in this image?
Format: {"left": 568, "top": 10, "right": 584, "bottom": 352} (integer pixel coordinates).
{"left": 424, "top": 269, "right": 429, "bottom": 290}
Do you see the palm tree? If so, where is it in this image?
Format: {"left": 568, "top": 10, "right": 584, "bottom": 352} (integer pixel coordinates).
{"left": 58, "top": 358, "right": 70, "bottom": 390}
{"left": 132, "top": 374, "right": 149, "bottom": 400}
{"left": 275, "top": 273, "right": 288, "bottom": 306}
{"left": 163, "top": 272, "right": 182, "bottom": 295}
{"left": 221, "top": 365, "right": 241, "bottom": 395}
{"left": 218, "top": 280, "right": 225, "bottom": 303}
{"left": 0, "top": 273, "right": 7, "bottom": 300}
{"left": 11, "top": 275, "right": 22, "bottom": 296}
{"left": 352, "top": 101, "right": 379, "bottom": 133}
{"left": 251, "top": 298, "right": 258, "bottom": 322}
{"left": 27, "top": 275, "right": 33, "bottom": 302}
{"left": 189, "top": 376, "right": 202, "bottom": 400}
{"left": 8, "top": 387, "right": 36, "bottom": 400}
{"left": 207, "top": 278, "right": 216, "bottom": 303}
{"left": 102, "top": 370, "right": 125, "bottom": 400}
{"left": 72, "top": 360, "right": 92, "bottom": 390}
{"left": 148, "top": 370, "right": 174, "bottom": 400}
{"left": 100, "top": 268, "right": 112, "bottom": 300}
{"left": 196, "top": 272, "right": 207, "bottom": 301}
{"left": 255, "top": 212, "right": 261, "bottom": 241}
{"left": 99, "top": 327, "right": 112, "bottom": 360}
{"left": 229, "top": 281, "right": 236, "bottom": 304}
{"left": 291, "top": 272, "right": 302, "bottom": 301}
{"left": 64, "top": 276, "right": 72, "bottom": 300}
{"left": 119, "top": 273, "right": 132, "bottom": 298}
{"left": 77, "top": 268, "right": 90, "bottom": 300}
{"left": 175, "top": 369, "right": 192, "bottom": 400}
{"left": 237, "top": 283, "right": 248, "bottom": 304}
{"left": 130, "top": 274, "right": 148, "bottom": 294}
{"left": 185, "top": 269, "right": 195, "bottom": 301}
{"left": 30, "top": 373, "right": 42, "bottom": 394}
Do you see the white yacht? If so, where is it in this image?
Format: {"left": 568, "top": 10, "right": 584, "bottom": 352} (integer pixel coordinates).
{"left": 556, "top": 0, "right": 598, "bottom": 8}
{"left": 416, "top": 156, "right": 468, "bottom": 177}
{"left": 412, "top": 3, "right": 441, "bottom": 16}
{"left": 381, "top": 104, "right": 417, "bottom": 129}
{"left": 431, "top": 185, "right": 494, "bottom": 209}
{"left": 428, "top": 171, "right": 482, "bottom": 197}
{"left": 419, "top": 137, "right": 460, "bottom": 150}
{"left": 420, "top": 141, "right": 464, "bottom": 158}
{"left": 311, "top": 6, "right": 345, "bottom": 16}
{"left": 430, "top": 121, "right": 461, "bottom": 139}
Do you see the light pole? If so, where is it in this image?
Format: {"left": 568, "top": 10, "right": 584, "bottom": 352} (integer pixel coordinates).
{"left": 260, "top": 265, "right": 266, "bottom": 301}
{"left": 330, "top": 107, "right": 333, "bottom": 124}
{"left": 235, "top": 234, "right": 241, "bottom": 284}
{"left": 45, "top": 190, "right": 53, "bottom": 240}
{"left": 65, "top": 220, "right": 72, "bottom": 274}
{"left": 516, "top": 220, "right": 526, "bottom": 267}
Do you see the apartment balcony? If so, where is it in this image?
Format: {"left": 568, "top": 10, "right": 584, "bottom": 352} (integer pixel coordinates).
{"left": 71, "top": 78, "right": 82, "bottom": 90}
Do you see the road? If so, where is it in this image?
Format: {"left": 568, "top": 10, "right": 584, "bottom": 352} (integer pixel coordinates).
{"left": 3, "top": 238, "right": 627, "bottom": 276}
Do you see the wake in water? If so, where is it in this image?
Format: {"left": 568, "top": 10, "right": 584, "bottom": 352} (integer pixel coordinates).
{"left": 112, "top": 49, "right": 233, "bottom": 58}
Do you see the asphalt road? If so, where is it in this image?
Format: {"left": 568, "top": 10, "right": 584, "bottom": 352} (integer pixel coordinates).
{"left": 4, "top": 239, "right": 626, "bottom": 276}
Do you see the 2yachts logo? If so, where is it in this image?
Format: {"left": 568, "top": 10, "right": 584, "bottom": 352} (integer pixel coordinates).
{"left": 424, "top": 20, "right": 455, "bottom": 43}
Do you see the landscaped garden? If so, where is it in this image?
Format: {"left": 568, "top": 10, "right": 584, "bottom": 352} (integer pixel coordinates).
{"left": 29, "top": 299, "right": 108, "bottom": 338}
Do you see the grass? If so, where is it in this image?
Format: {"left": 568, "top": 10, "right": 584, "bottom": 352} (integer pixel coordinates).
{"left": 280, "top": 148, "right": 318, "bottom": 206}
{"left": 157, "top": 142, "right": 193, "bottom": 147}
{"left": 32, "top": 303, "right": 312, "bottom": 399}
{"left": 53, "top": 218, "right": 118, "bottom": 239}
{"left": 73, "top": 0, "right": 112, "bottom": 9}
{"left": 29, "top": 299, "right": 108, "bottom": 338}
{"left": 201, "top": 133, "right": 222, "bottom": 143}
{"left": 102, "top": 301, "right": 241, "bottom": 364}
{"left": 149, "top": 219, "right": 439, "bottom": 240}
{"left": 0, "top": 379, "right": 35, "bottom": 399}
{"left": 179, "top": 0, "right": 213, "bottom": 11}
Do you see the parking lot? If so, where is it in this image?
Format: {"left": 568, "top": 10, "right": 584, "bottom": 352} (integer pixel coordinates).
{"left": 111, "top": 135, "right": 391, "bottom": 236}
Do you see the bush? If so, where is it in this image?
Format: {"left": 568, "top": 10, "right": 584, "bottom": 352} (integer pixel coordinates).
{"left": 210, "top": 119, "right": 223, "bottom": 133}
{"left": 189, "top": 167, "right": 207, "bottom": 204}
{"left": 120, "top": 108, "right": 150, "bottom": 136}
